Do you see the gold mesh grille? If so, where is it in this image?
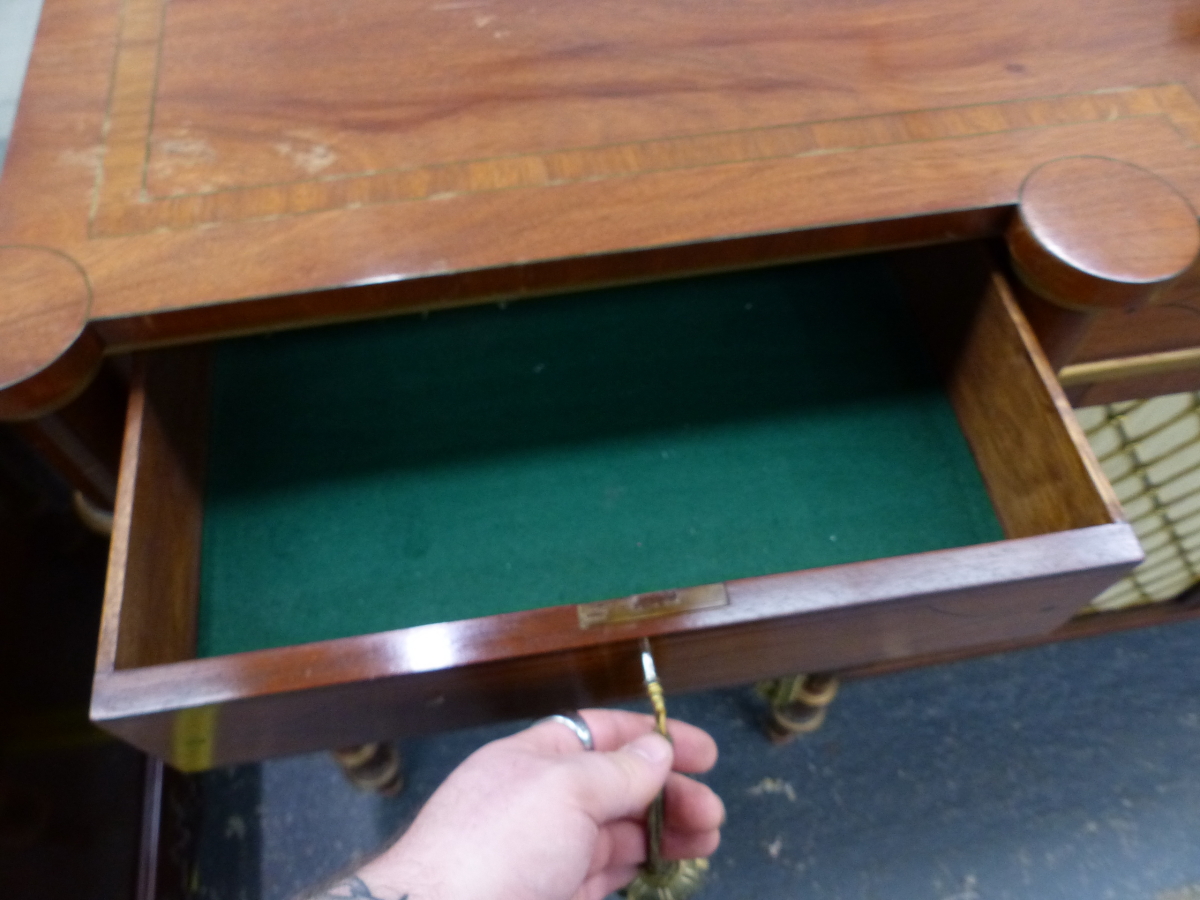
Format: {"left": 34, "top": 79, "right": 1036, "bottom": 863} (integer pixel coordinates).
{"left": 1077, "top": 391, "right": 1200, "bottom": 611}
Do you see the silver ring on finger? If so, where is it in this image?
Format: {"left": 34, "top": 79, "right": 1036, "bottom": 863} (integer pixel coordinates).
{"left": 536, "top": 711, "right": 595, "bottom": 751}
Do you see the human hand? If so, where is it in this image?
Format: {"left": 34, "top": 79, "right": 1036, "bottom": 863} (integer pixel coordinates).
{"left": 334, "top": 709, "right": 723, "bottom": 900}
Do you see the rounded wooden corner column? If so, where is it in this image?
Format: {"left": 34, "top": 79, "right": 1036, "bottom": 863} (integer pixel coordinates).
{"left": 1005, "top": 156, "right": 1200, "bottom": 370}
{"left": 0, "top": 245, "right": 103, "bottom": 421}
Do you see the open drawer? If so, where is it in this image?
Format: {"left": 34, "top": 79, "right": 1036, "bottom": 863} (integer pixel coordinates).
{"left": 91, "top": 244, "right": 1142, "bottom": 770}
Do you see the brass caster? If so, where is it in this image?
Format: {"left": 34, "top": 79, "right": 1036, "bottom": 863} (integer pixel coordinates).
{"left": 757, "top": 673, "right": 839, "bottom": 744}
{"left": 332, "top": 742, "right": 404, "bottom": 796}
{"left": 622, "top": 857, "right": 709, "bottom": 900}
{"left": 767, "top": 704, "right": 826, "bottom": 744}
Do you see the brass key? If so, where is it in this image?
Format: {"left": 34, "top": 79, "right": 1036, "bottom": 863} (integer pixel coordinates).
{"left": 622, "top": 638, "right": 709, "bottom": 900}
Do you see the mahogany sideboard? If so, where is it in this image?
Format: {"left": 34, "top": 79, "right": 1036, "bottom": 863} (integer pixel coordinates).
{"left": 4, "top": 0, "right": 1200, "bottom": 769}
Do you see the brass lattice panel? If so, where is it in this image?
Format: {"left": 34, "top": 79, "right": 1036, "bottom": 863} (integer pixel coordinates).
{"left": 1077, "top": 391, "right": 1200, "bottom": 611}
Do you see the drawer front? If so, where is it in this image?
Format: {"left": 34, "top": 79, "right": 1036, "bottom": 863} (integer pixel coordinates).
{"left": 91, "top": 247, "right": 1141, "bottom": 770}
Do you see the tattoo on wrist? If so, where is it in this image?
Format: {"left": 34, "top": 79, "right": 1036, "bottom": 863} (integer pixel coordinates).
{"left": 312, "top": 876, "right": 407, "bottom": 900}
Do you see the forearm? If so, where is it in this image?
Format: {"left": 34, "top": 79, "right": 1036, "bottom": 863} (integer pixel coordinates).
{"left": 295, "top": 711, "right": 721, "bottom": 900}
{"left": 299, "top": 834, "right": 438, "bottom": 900}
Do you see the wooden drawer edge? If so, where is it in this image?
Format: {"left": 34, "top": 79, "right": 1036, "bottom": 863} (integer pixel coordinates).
{"left": 89, "top": 522, "right": 1140, "bottom": 768}
{"left": 92, "top": 522, "right": 1141, "bottom": 717}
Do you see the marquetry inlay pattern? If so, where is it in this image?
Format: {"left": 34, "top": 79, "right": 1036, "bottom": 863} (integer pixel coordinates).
{"left": 91, "top": 0, "right": 1200, "bottom": 236}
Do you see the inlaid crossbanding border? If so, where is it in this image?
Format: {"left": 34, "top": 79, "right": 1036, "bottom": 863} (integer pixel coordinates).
{"left": 92, "top": 0, "right": 1200, "bottom": 237}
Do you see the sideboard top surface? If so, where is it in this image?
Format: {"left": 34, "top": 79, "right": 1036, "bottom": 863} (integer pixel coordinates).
{"left": 2, "top": 0, "right": 1200, "bottom": 407}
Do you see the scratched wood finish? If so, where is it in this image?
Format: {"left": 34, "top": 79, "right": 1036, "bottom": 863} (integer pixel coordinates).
{"left": 90, "top": 276, "right": 1142, "bottom": 768}
{"left": 5, "top": 0, "right": 1200, "bottom": 413}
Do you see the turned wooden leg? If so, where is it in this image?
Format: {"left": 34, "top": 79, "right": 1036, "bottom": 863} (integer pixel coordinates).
{"left": 332, "top": 742, "right": 404, "bottom": 796}
{"left": 757, "top": 673, "right": 839, "bottom": 744}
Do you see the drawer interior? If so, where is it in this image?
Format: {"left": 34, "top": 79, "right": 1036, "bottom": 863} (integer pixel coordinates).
{"left": 197, "top": 257, "right": 1002, "bottom": 656}
{"left": 93, "top": 243, "right": 1138, "bottom": 766}
{"left": 98, "top": 243, "right": 1127, "bottom": 681}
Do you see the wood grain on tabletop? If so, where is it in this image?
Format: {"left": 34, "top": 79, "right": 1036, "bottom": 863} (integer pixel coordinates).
{"left": 4, "top": 0, "right": 1200, "bottom": 411}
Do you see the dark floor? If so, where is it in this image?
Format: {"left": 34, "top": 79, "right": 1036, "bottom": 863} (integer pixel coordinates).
{"left": 180, "top": 619, "right": 1200, "bottom": 900}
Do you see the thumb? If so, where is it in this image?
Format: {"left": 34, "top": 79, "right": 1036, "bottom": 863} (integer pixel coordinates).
{"left": 568, "top": 732, "right": 674, "bottom": 823}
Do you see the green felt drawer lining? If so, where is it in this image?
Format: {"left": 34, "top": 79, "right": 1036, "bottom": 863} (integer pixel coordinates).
{"left": 197, "top": 256, "right": 1004, "bottom": 658}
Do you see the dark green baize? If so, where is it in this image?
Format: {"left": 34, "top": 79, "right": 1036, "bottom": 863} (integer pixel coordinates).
{"left": 198, "top": 256, "right": 1004, "bottom": 657}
